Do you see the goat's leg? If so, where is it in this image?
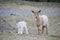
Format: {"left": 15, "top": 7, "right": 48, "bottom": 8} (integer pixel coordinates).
{"left": 42, "top": 26, "right": 44, "bottom": 34}
{"left": 37, "top": 27, "right": 41, "bottom": 35}
{"left": 38, "top": 28, "right": 40, "bottom": 35}
{"left": 25, "top": 26, "right": 29, "bottom": 34}
{"left": 37, "top": 25, "right": 41, "bottom": 35}
{"left": 20, "top": 26, "right": 23, "bottom": 34}
{"left": 46, "top": 26, "right": 48, "bottom": 34}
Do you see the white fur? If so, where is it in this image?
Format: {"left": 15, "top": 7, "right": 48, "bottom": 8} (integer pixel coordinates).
{"left": 16, "top": 21, "right": 29, "bottom": 34}
{"left": 40, "top": 15, "right": 49, "bottom": 27}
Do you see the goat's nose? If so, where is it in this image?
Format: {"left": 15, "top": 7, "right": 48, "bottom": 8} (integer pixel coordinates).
{"left": 36, "top": 17, "right": 37, "bottom": 18}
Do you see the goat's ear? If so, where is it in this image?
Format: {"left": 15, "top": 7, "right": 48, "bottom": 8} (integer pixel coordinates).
{"left": 32, "top": 11, "right": 34, "bottom": 13}
{"left": 38, "top": 10, "right": 41, "bottom": 13}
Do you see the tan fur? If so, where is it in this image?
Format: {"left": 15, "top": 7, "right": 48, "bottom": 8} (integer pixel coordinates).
{"left": 32, "top": 10, "right": 48, "bottom": 35}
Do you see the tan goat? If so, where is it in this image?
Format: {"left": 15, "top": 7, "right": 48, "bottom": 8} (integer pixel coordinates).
{"left": 32, "top": 10, "right": 49, "bottom": 35}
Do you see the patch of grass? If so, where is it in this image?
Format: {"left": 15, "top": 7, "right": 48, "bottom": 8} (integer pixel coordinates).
{"left": 49, "top": 35, "right": 60, "bottom": 38}
{"left": 0, "top": 14, "right": 60, "bottom": 40}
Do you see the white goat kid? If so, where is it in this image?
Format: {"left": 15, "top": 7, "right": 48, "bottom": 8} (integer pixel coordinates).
{"left": 16, "top": 21, "right": 29, "bottom": 34}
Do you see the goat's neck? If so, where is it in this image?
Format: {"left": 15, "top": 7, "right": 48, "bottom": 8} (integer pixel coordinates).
{"left": 36, "top": 16, "right": 41, "bottom": 23}
{"left": 37, "top": 15, "right": 41, "bottom": 20}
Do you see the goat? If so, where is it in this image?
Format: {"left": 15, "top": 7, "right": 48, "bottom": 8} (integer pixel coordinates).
{"left": 16, "top": 21, "right": 29, "bottom": 34}
{"left": 32, "top": 10, "right": 49, "bottom": 35}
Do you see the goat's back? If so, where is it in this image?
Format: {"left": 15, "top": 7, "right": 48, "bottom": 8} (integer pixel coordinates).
{"left": 17, "top": 21, "right": 26, "bottom": 27}
{"left": 40, "top": 15, "right": 49, "bottom": 26}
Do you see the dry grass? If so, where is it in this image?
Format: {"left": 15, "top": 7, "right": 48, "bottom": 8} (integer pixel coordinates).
{"left": 0, "top": 14, "right": 60, "bottom": 40}
{"left": 0, "top": 2, "right": 60, "bottom": 40}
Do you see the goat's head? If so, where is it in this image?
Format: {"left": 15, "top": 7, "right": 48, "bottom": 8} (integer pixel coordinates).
{"left": 32, "top": 10, "right": 41, "bottom": 19}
